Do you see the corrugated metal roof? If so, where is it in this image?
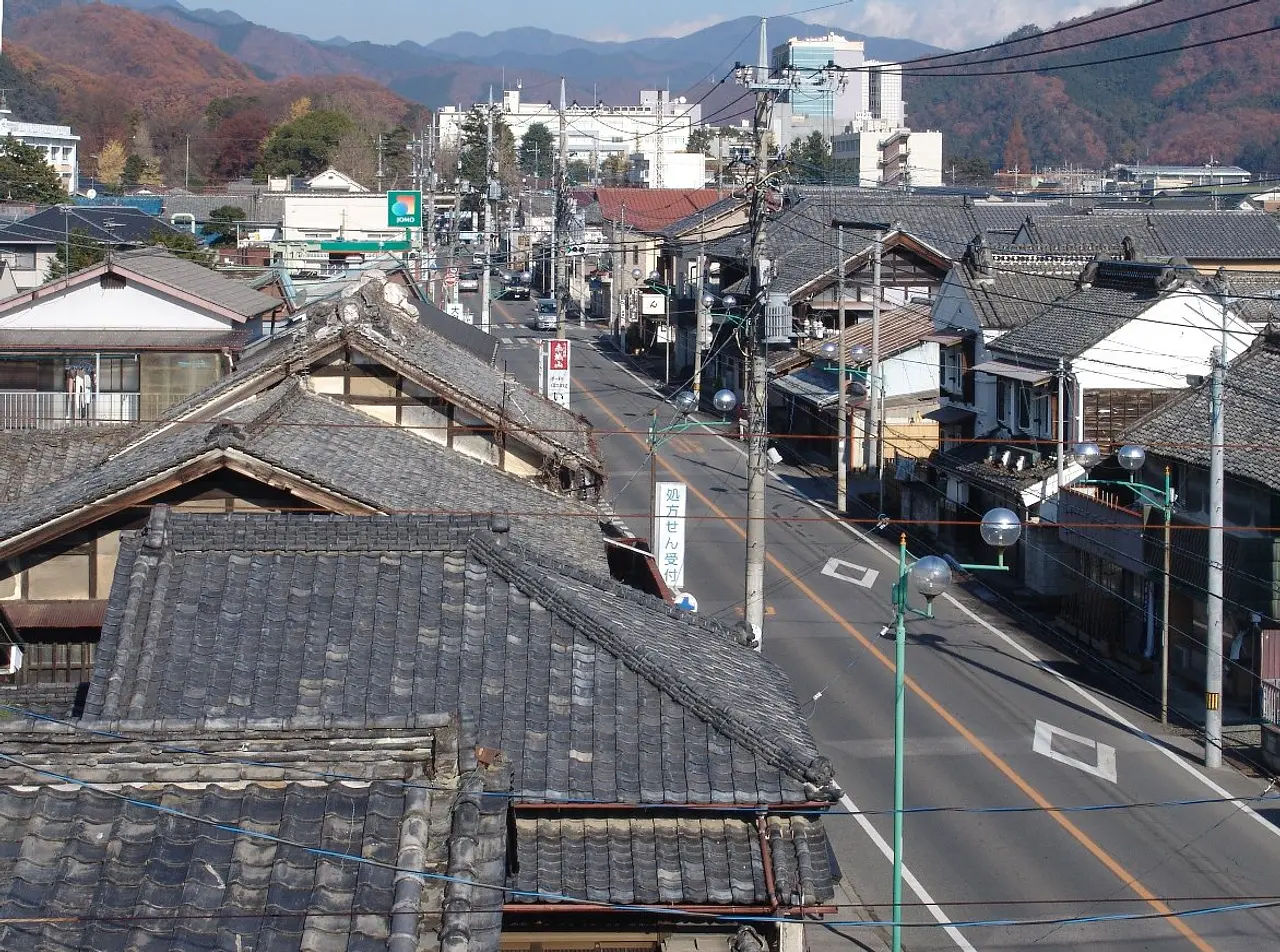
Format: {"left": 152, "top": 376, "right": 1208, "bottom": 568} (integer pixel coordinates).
{"left": 0, "top": 329, "right": 248, "bottom": 351}
{"left": 2, "top": 599, "right": 107, "bottom": 630}
{"left": 594, "top": 188, "right": 725, "bottom": 233}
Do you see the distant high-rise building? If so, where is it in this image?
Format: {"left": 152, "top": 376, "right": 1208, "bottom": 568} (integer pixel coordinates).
{"left": 770, "top": 32, "right": 906, "bottom": 147}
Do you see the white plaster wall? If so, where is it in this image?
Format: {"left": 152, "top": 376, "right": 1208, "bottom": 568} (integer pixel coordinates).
{"left": 881, "top": 342, "right": 939, "bottom": 398}
{"left": 0, "top": 282, "right": 234, "bottom": 330}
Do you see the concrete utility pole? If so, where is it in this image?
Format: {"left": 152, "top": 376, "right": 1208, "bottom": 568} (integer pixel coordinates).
{"left": 737, "top": 19, "right": 794, "bottom": 650}
{"left": 869, "top": 228, "right": 884, "bottom": 477}
{"left": 612, "top": 216, "right": 622, "bottom": 349}
{"left": 376, "top": 132, "right": 385, "bottom": 194}
{"left": 481, "top": 91, "right": 495, "bottom": 332}
{"left": 836, "top": 225, "right": 847, "bottom": 513}
{"left": 425, "top": 118, "right": 437, "bottom": 298}
{"left": 1205, "top": 344, "right": 1225, "bottom": 768}
{"left": 555, "top": 77, "right": 569, "bottom": 336}
{"left": 693, "top": 244, "right": 707, "bottom": 400}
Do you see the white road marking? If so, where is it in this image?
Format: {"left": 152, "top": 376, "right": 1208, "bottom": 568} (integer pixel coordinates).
{"left": 822, "top": 557, "right": 880, "bottom": 589}
{"left": 1033, "top": 720, "right": 1119, "bottom": 783}
{"left": 840, "top": 791, "right": 980, "bottom": 952}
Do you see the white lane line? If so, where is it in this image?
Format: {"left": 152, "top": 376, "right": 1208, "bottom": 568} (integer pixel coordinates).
{"left": 840, "top": 792, "right": 979, "bottom": 952}
{"left": 1033, "top": 720, "right": 1119, "bottom": 784}
{"left": 589, "top": 343, "right": 977, "bottom": 950}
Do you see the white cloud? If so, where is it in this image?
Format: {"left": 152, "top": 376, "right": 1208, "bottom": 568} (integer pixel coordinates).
{"left": 829, "top": 0, "right": 1105, "bottom": 48}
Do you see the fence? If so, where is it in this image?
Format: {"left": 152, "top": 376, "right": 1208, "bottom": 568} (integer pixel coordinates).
{"left": 0, "top": 391, "right": 141, "bottom": 429}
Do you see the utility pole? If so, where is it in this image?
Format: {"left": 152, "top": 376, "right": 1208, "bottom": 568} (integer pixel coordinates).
{"left": 612, "top": 216, "right": 622, "bottom": 349}
{"left": 693, "top": 244, "right": 707, "bottom": 400}
{"left": 185, "top": 135, "right": 190, "bottom": 189}
{"left": 481, "top": 91, "right": 495, "bottom": 332}
{"left": 424, "top": 117, "right": 437, "bottom": 297}
{"left": 554, "top": 77, "right": 569, "bottom": 335}
{"left": 869, "top": 228, "right": 884, "bottom": 476}
{"left": 376, "top": 132, "right": 385, "bottom": 194}
{"left": 1205, "top": 344, "right": 1225, "bottom": 768}
{"left": 1056, "top": 357, "right": 1066, "bottom": 494}
{"left": 737, "top": 19, "right": 794, "bottom": 650}
{"left": 836, "top": 225, "right": 848, "bottom": 513}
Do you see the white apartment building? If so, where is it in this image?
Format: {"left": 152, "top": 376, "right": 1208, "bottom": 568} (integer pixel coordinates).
{"left": 770, "top": 31, "right": 906, "bottom": 146}
{"left": 0, "top": 104, "right": 80, "bottom": 194}
{"left": 831, "top": 122, "right": 943, "bottom": 188}
{"left": 626, "top": 150, "right": 706, "bottom": 189}
{"left": 437, "top": 88, "right": 701, "bottom": 172}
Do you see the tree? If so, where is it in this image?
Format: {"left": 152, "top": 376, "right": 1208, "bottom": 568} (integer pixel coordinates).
{"left": 97, "top": 139, "right": 128, "bottom": 186}
{"left": 565, "top": 159, "right": 590, "bottom": 185}
{"left": 788, "top": 131, "right": 831, "bottom": 182}
{"left": 519, "top": 123, "right": 554, "bottom": 178}
{"left": 205, "top": 205, "right": 247, "bottom": 245}
{"left": 458, "top": 107, "right": 517, "bottom": 188}
{"left": 149, "top": 229, "right": 212, "bottom": 266}
{"left": 600, "top": 153, "right": 630, "bottom": 185}
{"left": 686, "top": 128, "right": 712, "bottom": 155}
{"left": 949, "top": 155, "right": 994, "bottom": 186}
{"left": 330, "top": 129, "right": 377, "bottom": 188}
{"left": 288, "top": 97, "right": 313, "bottom": 122}
{"left": 1003, "top": 117, "right": 1031, "bottom": 174}
{"left": 261, "top": 109, "right": 355, "bottom": 177}
{"left": 209, "top": 109, "right": 272, "bottom": 182}
{"left": 47, "top": 229, "right": 106, "bottom": 280}
{"left": 0, "top": 136, "right": 67, "bottom": 204}
{"left": 122, "top": 154, "right": 145, "bottom": 188}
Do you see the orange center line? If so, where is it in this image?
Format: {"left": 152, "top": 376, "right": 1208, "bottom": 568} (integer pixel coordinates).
{"left": 580, "top": 380, "right": 1215, "bottom": 951}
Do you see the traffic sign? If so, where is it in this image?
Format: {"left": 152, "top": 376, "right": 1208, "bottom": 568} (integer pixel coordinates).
{"left": 673, "top": 591, "right": 698, "bottom": 613}
{"left": 444, "top": 266, "right": 458, "bottom": 287}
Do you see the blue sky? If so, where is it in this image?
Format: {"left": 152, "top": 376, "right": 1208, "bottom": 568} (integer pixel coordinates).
{"left": 196, "top": 1, "right": 1107, "bottom": 48}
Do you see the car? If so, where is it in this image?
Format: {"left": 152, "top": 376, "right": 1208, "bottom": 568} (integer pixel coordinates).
{"left": 533, "top": 297, "right": 557, "bottom": 331}
{"left": 457, "top": 272, "right": 480, "bottom": 293}
{"left": 504, "top": 284, "right": 530, "bottom": 301}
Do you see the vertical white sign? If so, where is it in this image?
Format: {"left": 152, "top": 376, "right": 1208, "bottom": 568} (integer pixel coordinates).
{"left": 654, "top": 481, "right": 687, "bottom": 591}
{"left": 545, "top": 338, "right": 570, "bottom": 408}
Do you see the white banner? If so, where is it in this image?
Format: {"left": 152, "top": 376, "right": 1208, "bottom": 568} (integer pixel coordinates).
{"left": 545, "top": 338, "right": 570, "bottom": 408}
{"left": 654, "top": 481, "right": 687, "bottom": 591}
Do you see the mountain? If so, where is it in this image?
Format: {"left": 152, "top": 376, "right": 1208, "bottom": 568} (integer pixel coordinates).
{"left": 907, "top": 0, "right": 1280, "bottom": 169}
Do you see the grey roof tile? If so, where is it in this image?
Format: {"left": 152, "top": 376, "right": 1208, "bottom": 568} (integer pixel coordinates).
{"left": 0, "top": 424, "right": 139, "bottom": 504}
{"left": 1126, "top": 332, "right": 1280, "bottom": 492}
{"left": 85, "top": 511, "right": 836, "bottom": 807}
{"left": 0, "top": 719, "right": 508, "bottom": 952}
{"left": 112, "top": 248, "right": 281, "bottom": 318}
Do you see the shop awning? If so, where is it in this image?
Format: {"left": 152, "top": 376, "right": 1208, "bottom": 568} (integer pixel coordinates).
{"left": 922, "top": 405, "right": 977, "bottom": 425}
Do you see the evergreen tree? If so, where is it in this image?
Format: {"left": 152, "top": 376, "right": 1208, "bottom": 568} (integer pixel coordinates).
{"left": 47, "top": 229, "right": 106, "bottom": 280}
{"left": 0, "top": 136, "right": 67, "bottom": 204}
{"left": 261, "top": 110, "right": 355, "bottom": 177}
{"left": 519, "top": 123, "right": 554, "bottom": 178}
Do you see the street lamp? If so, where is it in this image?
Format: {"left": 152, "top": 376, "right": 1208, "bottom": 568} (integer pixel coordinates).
{"left": 888, "top": 509, "right": 1018, "bottom": 952}
{"left": 637, "top": 270, "right": 676, "bottom": 385}
{"left": 1073, "top": 441, "right": 1176, "bottom": 724}
{"left": 647, "top": 387, "right": 739, "bottom": 574}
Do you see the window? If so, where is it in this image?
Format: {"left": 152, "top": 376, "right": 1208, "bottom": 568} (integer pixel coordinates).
{"left": 0, "top": 249, "right": 36, "bottom": 271}
{"left": 1017, "top": 383, "right": 1031, "bottom": 432}
{"left": 98, "top": 356, "right": 140, "bottom": 393}
{"left": 941, "top": 347, "right": 962, "bottom": 396}
{"left": 996, "top": 378, "right": 1012, "bottom": 425}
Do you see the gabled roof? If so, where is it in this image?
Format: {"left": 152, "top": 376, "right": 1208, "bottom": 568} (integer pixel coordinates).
{"left": 86, "top": 510, "right": 839, "bottom": 809}
{"left": 657, "top": 193, "right": 750, "bottom": 240}
{"left": 772, "top": 302, "right": 935, "bottom": 375}
{"left": 0, "top": 716, "right": 508, "bottom": 952}
{"left": 1014, "top": 210, "right": 1280, "bottom": 260}
{"left": 157, "top": 273, "right": 600, "bottom": 472}
{"left": 0, "top": 248, "right": 280, "bottom": 322}
{"left": 988, "top": 260, "right": 1198, "bottom": 361}
{"left": 0, "top": 205, "right": 183, "bottom": 246}
{"left": 1126, "top": 331, "right": 1280, "bottom": 492}
{"left": 0, "top": 425, "right": 139, "bottom": 504}
{"left": 950, "top": 249, "right": 1090, "bottom": 332}
{"left": 594, "top": 188, "right": 725, "bottom": 233}
{"left": 0, "top": 380, "right": 609, "bottom": 570}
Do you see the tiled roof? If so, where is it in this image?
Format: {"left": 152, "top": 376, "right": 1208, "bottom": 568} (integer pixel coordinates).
{"left": 772, "top": 302, "right": 934, "bottom": 375}
{"left": 0, "top": 206, "right": 182, "bottom": 246}
{"left": 112, "top": 248, "right": 281, "bottom": 318}
{"left": 657, "top": 194, "right": 749, "bottom": 240}
{"left": 931, "top": 438, "right": 1063, "bottom": 497}
{"left": 510, "top": 812, "right": 834, "bottom": 907}
{"left": 0, "top": 328, "right": 249, "bottom": 351}
{"left": 1017, "top": 211, "right": 1280, "bottom": 260}
{"left": 0, "top": 717, "right": 508, "bottom": 952}
{"left": 952, "top": 253, "right": 1086, "bottom": 331}
{"left": 161, "top": 193, "right": 254, "bottom": 220}
{"left": 594, "top": 189, "right": 725, "bottom": 233}
{"left": 0, "top": 381, "right": 609, "bottom": 570}
{"left": 988, "top": 285, "right": 1156, "bottom": 360}
{"left": 1221, "top": 270, "right": 1280, "bottom": 325}
{"left": 0, "top": 425, "right": 139, "bottom": 504}
{"left": 160, "top": 274, "right": 601, "bottom": 472}
{"left": 1126, "top": 332, "right": 1280, "bottom": 492}
{"left": 85, "top": 510, "right": 839, "bottom": 807}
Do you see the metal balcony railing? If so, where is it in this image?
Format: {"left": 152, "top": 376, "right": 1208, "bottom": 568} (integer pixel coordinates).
{"left": 0, "top": 391, "right": 141, "bottom": 429}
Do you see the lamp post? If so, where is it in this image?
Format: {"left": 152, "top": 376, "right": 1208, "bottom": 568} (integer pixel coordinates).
{"left": 818, "top": 340, "right": 867, "bottom": 512}
{"left": 697, "top": 290, "right": 738, "bottom": 401}
{"left": 1073, "top": 441, "right": 1176, "bottom": 724}
{"left": 648, "top": 387, "right": 739, "bottom": 546}
{"left": 888, "top": 508, "right": 1020, "bottom": 952}
{"left": 637, "top": 269, "right": 675, "bottom": 384}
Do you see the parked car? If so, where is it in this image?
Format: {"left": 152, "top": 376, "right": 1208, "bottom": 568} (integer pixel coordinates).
{"left": 533, "top": 297, "right": 557, "bottom": 331}
{"left": 504, "top": 284, "right": 530, "bottom": 301}
{"left": 458, "top": 271, "right": 481, "bottom": 293}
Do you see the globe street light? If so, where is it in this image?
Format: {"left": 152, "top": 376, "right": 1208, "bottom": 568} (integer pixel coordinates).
{"left": 1072, "top": 442, "right": 1176, "bottom": 725}
{"left": 712, "top": 388, "right": 738, "bottom": 415}
{"left": 674, "top": 390, "right": 698, "bottom": 414}
{"left": 888, "top": 506, "right": 1018, "bottom": 952}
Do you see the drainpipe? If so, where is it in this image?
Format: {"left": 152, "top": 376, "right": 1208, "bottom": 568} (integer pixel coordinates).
{"left": 756, "top": 812, "right": 780, "bottom": 912}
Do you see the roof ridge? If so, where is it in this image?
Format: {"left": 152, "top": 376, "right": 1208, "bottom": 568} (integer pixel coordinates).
{"left": 472, "top": 534, "right": 836, "bottom": 795}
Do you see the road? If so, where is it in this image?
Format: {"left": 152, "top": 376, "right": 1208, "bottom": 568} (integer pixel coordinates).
{"left": 484, "top": 294, "right": 1280, "bottom": 952}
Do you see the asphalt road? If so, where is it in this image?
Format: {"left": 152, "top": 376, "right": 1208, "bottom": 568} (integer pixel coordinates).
{"left": 484, "top": 295, "right": 1280, "bottom": 952}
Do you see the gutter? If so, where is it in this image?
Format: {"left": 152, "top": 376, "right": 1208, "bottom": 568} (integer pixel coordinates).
{"left": 756, "top": 813, "right": 780, "bottom": 913}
